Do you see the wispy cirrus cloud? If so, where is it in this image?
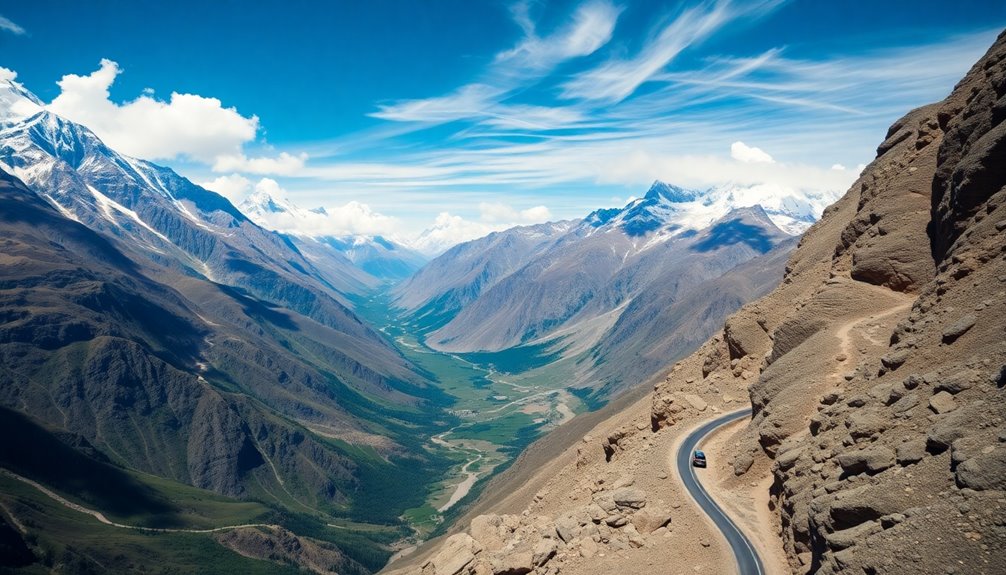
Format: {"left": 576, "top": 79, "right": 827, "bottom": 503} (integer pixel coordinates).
{"left": 0, "top": 15, "right": 26, "bottom": 36}
{"left": 371, "top": 0, "right": 621, "bottom": 127}
{"left": 561, "top": 0, "right": 786, "bottom": 103}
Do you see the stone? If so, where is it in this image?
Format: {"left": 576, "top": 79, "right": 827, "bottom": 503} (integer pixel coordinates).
{"left": 431, "top": 533, "right": 482, "bottom": 575}
{"left": 837, "top": 447, "right": 896, "bottom": 475}
{"left": 890, "top": 393, "right": 919, "bottom": 414}
{"left": 942, "top": 314, "right": 977, "bottom": 343}
{"left": 825, "top": 520, "right": 882, "bottom": 550}
{"left": 554, "top": 516, "right": 578, "bottom": 544}
{"left": 611, "top": 487, "right": 647, "bottom": 509}
{"left": 846, "top": 411, "right": 888, "bottom": 439}
{"left": 896, "top": 440, "right": 926, "bottom": 465}
{"left": 579, "top": 537, "right": 598, "bottom": 558}
{"left": 684, "top": 394, "right": 708, "bottom": 412}
{"left": 532, "top": 539, "right": 556, "bottom": 567}
{"left": 489, "top": 549, "right": 533, "bottom": 575}
{"left": 926, "top": 412, "right": 969, "bottom": 454}
{"left": 881, "top": 350, "right": 910, "bottom": 370}
{"left": 630, "top": 507, "right": 672, "bottom": 534}
{"left": 929, "top": 391, "right": 958, "bottom": 414}
{"left": 935, "top": 370, "right": 976, "bottom": 394}
{"left": 955, "top": 449, "right": 1006, "bottom": 491}
{"left": 733, "top": 453, "right": 755, "bottom": 476}
{"left": 471, "top": 515, "right": 508, "bottom": 552}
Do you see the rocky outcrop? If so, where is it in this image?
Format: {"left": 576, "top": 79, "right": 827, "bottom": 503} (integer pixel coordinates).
{"left": 417, "top": 483, "right": 672, "bottom": 575}
{"left": 732, "top": 30, "right": 1006, "bottom": 574}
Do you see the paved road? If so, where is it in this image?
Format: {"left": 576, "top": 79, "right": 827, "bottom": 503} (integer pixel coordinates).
{"left": 677, "top": 408, "right": 764, "bottom": 575}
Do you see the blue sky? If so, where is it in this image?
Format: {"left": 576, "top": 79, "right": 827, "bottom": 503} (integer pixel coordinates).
{"left": 2, "top": 1, "right": 1004, "bottom": 248}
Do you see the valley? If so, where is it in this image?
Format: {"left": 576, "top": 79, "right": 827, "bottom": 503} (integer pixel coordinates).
{"left": 349, "top": 290, "right": 584, "bottom": 537}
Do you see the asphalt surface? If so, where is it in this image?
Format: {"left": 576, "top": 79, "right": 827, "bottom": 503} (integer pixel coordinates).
{"left": 677, "top": 408, "right": 765, "bottom": 575}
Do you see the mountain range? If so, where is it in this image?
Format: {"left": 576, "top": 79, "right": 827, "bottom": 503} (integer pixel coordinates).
{"left": 239, "top": 188, "right": 427, "bottom": 283}
{"left": 0, "top": 77, "right": 455, "bottom": 571}
{"left": 395, "top": 180, "right": 829, "bottom": 397}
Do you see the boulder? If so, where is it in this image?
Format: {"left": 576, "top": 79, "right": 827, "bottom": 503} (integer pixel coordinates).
{"left": 611, "top": 487, "right": 647, "bottom": 509}
{"left": 942, "top": 314, "right": 977, "bottom": 343}
{"left": 684, "top": 394, "right": 707, "bottom": 412}
{"left": 846, "top": 411, "right": 888, "bottom": 439}
{"left": 489, "top": 549, "right": 533, "bottom": 575}
{"left": 733, "top": 452, "right": 755, "bottom": 476}
{"left": 896, "top": 440, "right": 926, "bottom": 465}
{"left": 928, "top": 391, "right": 958, "bottom": 414}
{"left": 837, "top": 447, "right": 896, "bottom": 475}
{"left": 430, "top": 534, "right": 482, "bottom": 575}
{"left": 554, "top": 515, "right": 578, "bottom": 543}
{"left": 630, "top": 506, "right": 672, "bottom": 533}
{"left": 531, "top": 539, "right": 556, "bottom": 567}
{"left": 825, "top": 520, "right": 882, "bottom": 550}
{"left": 470, "top": 515, "right": 508, "bottom": 552}
{"left": 934, "top": 369, "right": 976, "bottom": 394}
{"left": 955, "top": 449, "right": 1006, "bottom": 491}
{"left": 926, "top": 411, "right": 969, "bottom": 453}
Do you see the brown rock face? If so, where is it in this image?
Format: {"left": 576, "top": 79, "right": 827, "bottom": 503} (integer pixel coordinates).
{"left": 737, "top": 29, "right": 1006, "bottom": 575}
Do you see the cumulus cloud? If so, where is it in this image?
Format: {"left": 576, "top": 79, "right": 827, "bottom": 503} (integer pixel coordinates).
{"left": 730, "top": 141, "right": 774, "bottom": 164}
{"left": 212, "top": 151, "right": 308, "bottom": 175}
{"left": 831, "top": 163, "right": 847, "bottom": 171}
{"left": 44, "top": 59, "right": 304, "bottom": 175}
{"left": 199, "top": 173, "right": 253, "bottom": 203}
{"left": 0, "top": 15, "right": 26, "bottom": 35}
{"left": 213, "top": 177, "right": 402, "bottom": 238}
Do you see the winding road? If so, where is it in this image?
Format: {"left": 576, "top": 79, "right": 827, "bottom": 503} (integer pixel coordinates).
{"left": 676, "top": 408, "right": 765, "bottom": 575}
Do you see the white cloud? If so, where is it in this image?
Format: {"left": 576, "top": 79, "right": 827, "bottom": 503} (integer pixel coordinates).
{"left": 43, "top": 59, "right": 305, "bottom": 175}
{"left": 412, "top": 212, "right": 510, "bottom": 255}
{"left": 48, "top": 59, "right": 257, "bottom": 162}
{"left": 199, "top": 173, "right": 253, "bottom": 203}
{"left": 561, "top": 1, "right": 783, "bottom": 103}
{"left": 479, "top": 202, "right": 552, "bottom": 223}
{"left": 371, "top": 84, "right": 501, "bottom": 123}
{"left": 371, "top": 1, "right": 620, "bottom": 127}
{"left": 496, "top": 0, "right": 621, "bottom": 71}
{"left": 831, "top": 163, "right": 846, "bottom": 171}
{"left": 230, "top": 177, "right": 401, "bottom": 238}
{"left": 730, "top": 141, "right": 774, "bottom": 164}
{"left": 0, "top": 15, "right": 26, "bottom": 35}
{"left": 212, "top": 151, "right": 308, "bottom": 175}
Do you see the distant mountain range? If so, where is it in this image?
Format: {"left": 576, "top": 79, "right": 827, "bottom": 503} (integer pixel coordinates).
{"left": 394, "top": 180, "right": 829, "bottom": 397}
{"left": 239, "top": 188, "right": 427, "bottom": 282}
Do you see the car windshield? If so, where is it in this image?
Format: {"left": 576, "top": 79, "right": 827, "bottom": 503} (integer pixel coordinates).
{"left": 694, "top": 451, "right": 705, "bottom": 458}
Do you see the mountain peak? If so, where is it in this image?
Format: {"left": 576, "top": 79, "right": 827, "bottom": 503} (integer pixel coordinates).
{"left": 0, "top": 78, "right": 44, "bottom": 125}
{"left": 644, "top": 180, "right": 700, "bottom": 203}
{"left": 241, "top": 186, "right": 295, "bottom": 216}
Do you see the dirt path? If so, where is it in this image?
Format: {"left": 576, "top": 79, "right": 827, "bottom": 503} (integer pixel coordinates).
{"left": 0, "top": 469, "right": 277, "bottom": 534}
{"left": 694, "top": 287, "right": 916, "bottom": 575}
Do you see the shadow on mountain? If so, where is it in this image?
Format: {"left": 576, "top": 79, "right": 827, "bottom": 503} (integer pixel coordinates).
{"left": 0, "top": 406, "right": 181, "bottom": 525}
{"left": 216, "top": 284, "right": 300, "bottom": 331}
{"left": 691, "top": 220, "right": 774, "bottom": 253}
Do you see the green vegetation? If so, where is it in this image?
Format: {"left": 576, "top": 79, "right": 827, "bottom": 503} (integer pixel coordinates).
{"left": 457, "top": 338, "right": 568, "bottom": 374}
{"left": 0, "top": 476, "right": 303, "bottom": 575}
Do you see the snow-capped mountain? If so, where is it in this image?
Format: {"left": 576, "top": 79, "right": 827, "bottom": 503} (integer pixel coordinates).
{"left": 239, "top": 186, "right": 427, "bottom": 281}
{"left": 587, "top": 180, "right": 839, "bottom": 238}
{"left": 398, "top": 178, "right": 837, "bottom": 395}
